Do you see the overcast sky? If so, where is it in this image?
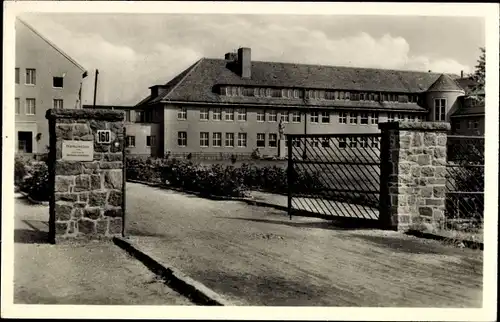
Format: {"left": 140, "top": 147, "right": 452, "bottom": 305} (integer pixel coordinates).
{"left": 19, "top": 13, "right": 485, "bottom": 106}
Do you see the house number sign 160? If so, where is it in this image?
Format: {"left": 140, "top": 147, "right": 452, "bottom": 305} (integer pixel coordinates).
{"left": 97, "top": 130, "right": 112, "bottom": 144}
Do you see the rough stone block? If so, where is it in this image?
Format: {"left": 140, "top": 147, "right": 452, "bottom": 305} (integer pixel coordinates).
{"left": 427, "top": 178, "right": 446, "bottom": 185}
{"left": 96, "top": 219, "right": 108, "bottom": 235}
{"left": 433, "top": 208, "right": 445, "bottom": 221}
{"left": 93, "top": 152, "right": 103, "bottom": 161}
{"left": 433, "top": 186, "right": 445, "bottom": 198}
{"left": 55, "top": 203, "right": 73, "bottom": 221}
{"left": 419, "top": 206, "right": 433, "bottom": 217}
{"left": 73, "top": 123, "right": 91, "bottom": 137}
{"left": 421, "top": 186, "right": 433, "bottom": 198}
{"left": 437, "top": 135, "right": 447, "bottom": 146}
{"left": 78, "top": 192, "right": 89, "bottom": 203}
{"left": 78, "top": 219, "right": 96, "bottom": 235}
{"left": 72, "top": 208, "right": 83, "bottom": 220}
{"left": 55, "top": 176, "right": 74, "bottom": 193}
{"left": 410, "top": 167, "right": 421, "bottom": 177}
{"left": 426, "top": 198, "right": 444, "bottom": 206}
{"left": 424, "top": 133, "right": 437, "bottom": 146}
{"left": 100, "top": 161, "right": 123, "bottom": 169}
{"left": 74, "top": 202, "right": 87, "bottom": 208}
{"left": 104, "top": 207, "right": 122, "bottom": 218}
{"left": 434, "top": 166, "right": 447, "bottom": 178}
{"left": 398, "top": 162, "right": 411, "bottom": 175}
{"left": 104, "top": 153, "right": 123, "bottom": 162}
{"left": 83, "top": 207, "right": 101, "bottom": 220}
{"left": 56, "top": 161, "right": 82, "bottom": 176}
{"left": 55, "top": 124, "right": 73, "bottom": 140}
{"left": 68, "top": 221, "right": 76, "bottom": 234}
{"left": 55, "top": 221, "right": 68, "bottom": 235}
{"left": 94, "top": 144, "right": 110, "bottom": 153}
{"left": 421, "top": 166, "right": 435, "bottom": 177}
{"left": 110, "top": 140, "right": 123, "bottom": 153}
{"left": 400, "top": 136, "right": 411, "bottom": 149}
{"left": 407, "top": 194, "right": 417, "bottom": 206}
{"left": 434, "top": 147, "right": 446, "bottom": 159}
{"left": 74, "top": 175, "right": 90, "bottom": 192}
{"left": 417, "top": 154, "right": 431, "bottom": 166}
{"left": 91, "top": 174, "right": 102, "bottom": 190}
{"left": 89, "top": 191, "right": 108, "bottom": 207}
{"left": 108, "top": 190, "right": 122, "bottom": 206}
{"left": 109, "top": 218, "right": 123, "bottom": 235}
{"left": 88, "top": 120, "right": 107, "bottom": 132}
{"left": 104, "top": 170, "right": 123, "bottom": 189}
{"left": 55, "top": 193, "right": 78, "bottom": 202}
{"left": 432, "top": 158, "right": 447, "bottom": 166}
{"left": 411, "top": 132, "right": 423, "bottom": 147}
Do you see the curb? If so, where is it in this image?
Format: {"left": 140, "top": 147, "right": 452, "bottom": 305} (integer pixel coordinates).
{"left": 18, "top": 191, "right": 49, "bottom": 206}
{"left": 113, "top": 236, "right": 232, "bottom": 306}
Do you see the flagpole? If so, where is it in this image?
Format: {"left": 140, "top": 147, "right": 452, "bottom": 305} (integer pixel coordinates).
{"left": 93, "top": 69, "right": 99, "bottom": 109}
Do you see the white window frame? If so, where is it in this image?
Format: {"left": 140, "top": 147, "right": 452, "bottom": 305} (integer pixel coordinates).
{"left": 147, "top": 135, "right": 156, "bottom": 147}
{"left": 370, "top": 112, "right": 379, "bottom": 125}
{"left": 177, "top": 132, "right": 187, "bottom": 147}
{"left": 281, "top": 111, "right": 289, "bottom": 123}
{"left": 53, "top": 76, "right": 64, "bottom": 89}
{"left": 321, "top": 111, "right": 330, "bottom": 123}
{"left": 338, "top": 137, "right": 347, "bottom": 148}
{"left": 200, "top": 108, "right": 209, "bottom": 121}
{"left": 53, "top": 99, "right": 63, "bottom": 109}
{"left": 15, "top": 68, "right": 20, "bottom": 84}
{"left": 359, "top": 137, "right": 369, "bottom": 148}
{"left": 212, "top": 108, "right": 222, "bottom": 121}
{"left": 360, "top": 113, "right": 369, "bottom": 124}
{"left": 25, "top": 98, "right": 36, "bottom": 115}
{"left": 126, "top": 136, "right": 136, "bottom": 147}
{"left": 256, "top": 110, "right": 265, "bottom": 122}
{"left": 291, "top": 111, "right": 301, "bottom": 123}
{"left": 25, "top": 68, "right": 36, "bottom": 85}
{"left": 269, "top": 133, "right": 278, "bottom": 148}
{"left": 339, "top": 112, "right": 347, "bottom": 124}
{"left": 15, "top": 98, "right": 20, "bottom": 115}
{"left": 177, "top": 107, "right": 187, "bottom": 120}
{"left": 200, "top": 132, "right": 209, "bottom": 147}
{"left": 237, "top": 133, "right": 247, "bottom": 148}
{"left": 387, "top": 113, "right": 395, "bottom": 122}
{"left": 212, "top": 132, "right": 222, "bottom": 147}
{"left": 349, "top": 112, "right": 358, "bottom": 124}
{"left": 237, "top": 108, "right": 247, "bottom": 121}
{"left": 225, "top": 133, "right": 235, "bottom": 147}
{"left": 224, "top": 108, "right": 234, "bottom": 121}
{"left": 268, "top": 110, "right": 277, "bottom": 122}
{"left": 256, "top": 133, "right": 266, "bottom": 147}
{"left": 310, "top": 111, "right": 319, "bottom": 123}
{"left": 434, "top": 98, "right": 446, "bottom": 121}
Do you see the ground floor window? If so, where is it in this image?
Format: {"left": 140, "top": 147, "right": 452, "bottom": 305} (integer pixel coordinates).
{"left": 18, "top": 131, "right": 33, "bottom": 153}
{"left": 178, "top": 132, "right": 187, "bottom": 147}
{"left": 268, "top": 133, "right": 278, "bottom": 147}
{"left": 146, "top": 135, "right": 156, "bottom": 147}
{"left": 257, "top": 133, "right": 265, "bottom": 147}
{"left": 200, "top": 132, "right": 209, "bottom": 147}
{"left": 212, "top": 132, "right": 222, "bottom": 147}
{"left": 225, "top": 133, "right": 234, "bottom": 147}
{"left": 237, "top": 133, "right": 247, "bottom": 147}
{"left": 126, "top": 136, "right": 136, "bottom": 147}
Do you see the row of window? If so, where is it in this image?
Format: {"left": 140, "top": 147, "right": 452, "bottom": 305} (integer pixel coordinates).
{"left": 453, "top": 119, "right": 480, "bottom": 130}
{"left": 221, "top": 86, "right": 419, "bottom": 103}
{"left": 15, "top": 68, "right": 64, "bottom": 88}
{"left": 177, "top": 132, "right": 248, "bottom": 148}
{"left": 126, "top": 135, "right": 157, "bottom": 148}
{"left": 14, "top": 98, "right": 63, "bottom": 115}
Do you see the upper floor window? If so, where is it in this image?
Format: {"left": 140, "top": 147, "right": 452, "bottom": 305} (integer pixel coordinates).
{"left": 124, "top": 110, "right": 131, "bottom": 122}
{"left": 291, "top": 111, "right": 301, "bottom": 123}
{"left": 213, "top": 108, "right": 222, "bottom": 121}
{"left": 360, "top": 113, "right": 369, "bottom": 125}
{"left": 434, "top": 98, "right": 446, "bottom": 121}
{"left": 349, "top": 112, "right": 358, "bottom": 124}
{"left": 200, "top": 132, "right": 209, "bottom": 147}
{"left": 321, "top": 111, "right": 330, "bottom": 123}
{"left": 224, "top": 108, "right": 234, "bottom": 121}
{"left": 15, "top": 98, "right": 20, "bottom": 114}
{"left": 293, "top": 89, "right": 300, "bottom": 98}
{"left": 268, "top": 110, "right": 277, "bottom": 122}
{"left": 339, "top": 112, "right": 347, "bottom": 124}
{"left": 281, "top": 111, "right": 289, "bottom": 123}
{"left": 257, "top": 110, "right": 265, "bottom": 122}
{"left": 53, "top": 77, "right": 64, "bottom": 88}
{"left": 178, "top": 131, "right": 187, "bottom": 147}
{"left": 237, "top": 108, "right": 247, "bottom": 121}
{"left": 212, "top": 132, "right": 222, "bottom": 147}
{"left": 387, "top": 113, "right": 395, "bottom": 122}
{"left": 25, "top": 98, "right": 36, "bottom": 115}
{"left": 15, "top": 68, "right": 19, "bottom": 84}
{"left": 25, "top": 69, "right": 36, "bottom": 85}
{"left": 135, "top": 111, "right": 144, "bottom": 123}
{"left": 200, "top": 108, "right": 209, "bottom": 121}
{"left": 177, "top": 107, "right": 187, "bottom": 120}
{"left": 53, "top": 99, "right": 64, "bottom": 109}
{"left": 370, "top": 112, "right": 379, "bottom": 125}
{"left": 310, "top": 111, "right": 319, "bottom": 123}
{"left": 147, "top": 135, "right": 156, "bottom": 147}
{"left": 237, "top": 133, "right": 247, "bottom": 147}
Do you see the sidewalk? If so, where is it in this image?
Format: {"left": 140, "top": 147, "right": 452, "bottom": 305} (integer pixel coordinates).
{"left": 13, "top": 195, "right": 193, "bottom": 305}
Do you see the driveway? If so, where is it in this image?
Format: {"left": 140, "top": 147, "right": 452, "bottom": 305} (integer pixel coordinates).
{"left": 124, "top": 182, "right": 483, "bottom": 307}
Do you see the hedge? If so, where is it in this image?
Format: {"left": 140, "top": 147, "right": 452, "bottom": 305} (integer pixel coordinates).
{"left": 15, "top": 155, "right": 50, "bottom": 201}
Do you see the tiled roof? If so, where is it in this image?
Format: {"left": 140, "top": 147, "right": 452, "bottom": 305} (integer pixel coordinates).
{"left": 451, "top": 98, "right": 485, "bottom": 117}
{"left": 136, "top": 57, "right": 460, "bottom": 109}
{"left": 83, "top": 104, "right": 134, "bottom": 110}
{"left": 427, "top": 74, "right": 465, "bottom": 92}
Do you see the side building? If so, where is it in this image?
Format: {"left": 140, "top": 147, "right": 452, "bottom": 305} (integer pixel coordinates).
{"left": 15, "top": 18, "right": 88, "bottom": 156}
{"left": 132, "top": 47, "right": 483, "bottom": 158}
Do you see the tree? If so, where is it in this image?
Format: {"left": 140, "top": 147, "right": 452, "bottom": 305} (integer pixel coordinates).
{"left": 472, "top": 47, "right": 485, "bottom": 91}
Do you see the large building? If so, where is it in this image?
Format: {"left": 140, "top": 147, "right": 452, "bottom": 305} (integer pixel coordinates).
{"left": 15, "top": 18, "right": 88, "bottom": 155}
{"left": 129, "top": 47, "right": 483, "bottom": 157}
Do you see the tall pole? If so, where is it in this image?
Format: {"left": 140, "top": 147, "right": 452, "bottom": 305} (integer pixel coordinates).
{"left": 93, "top": 69, "right": 99, "bottom": 108}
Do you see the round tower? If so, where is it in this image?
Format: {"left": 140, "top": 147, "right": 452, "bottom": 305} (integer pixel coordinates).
{"left": 424, "top": 74, "right": 465, "bottom": 122}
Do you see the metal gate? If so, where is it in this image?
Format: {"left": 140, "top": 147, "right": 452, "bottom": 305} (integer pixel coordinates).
{"left": 444, "top": 135, "right": 484, "bottom": 233}
{"left": 286, "top": 134, "right": 381, "bottom": 220}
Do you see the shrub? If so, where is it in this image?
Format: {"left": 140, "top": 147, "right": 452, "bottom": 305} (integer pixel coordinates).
{"left": 14, "top": 156, "right": 29, "bottom": 186}
{"left": 21, "top": 161, "right": 50, "bottom": 201}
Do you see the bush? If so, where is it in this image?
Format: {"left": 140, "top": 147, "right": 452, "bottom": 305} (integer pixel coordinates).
{"left": 20, "top": 161, "right": 50, "bottom": 201}
{"left": 15, "top": 156, "right": 29, "bottom": 186}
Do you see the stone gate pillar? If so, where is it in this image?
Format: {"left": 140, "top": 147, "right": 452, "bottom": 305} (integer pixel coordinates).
{"left": 379, "top": 122, "right": 450, "bottom": 232}
{"left": 46, "top": 109, "right": 125, "bottom": 244}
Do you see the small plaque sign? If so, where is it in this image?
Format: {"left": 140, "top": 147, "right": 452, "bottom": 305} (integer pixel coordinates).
{"left": 97, "top": 130, "right": 112, "bottom": 144}
{"left": 62, "top": 140, "right": 94, "bottom": 161}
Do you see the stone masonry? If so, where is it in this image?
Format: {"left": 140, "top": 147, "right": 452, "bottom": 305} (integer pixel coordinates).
{"left": 379, "top": 122, "right": 450, "bottom": 232}
{"left": 46, "top": 109, "right": 125, "bottom": 243}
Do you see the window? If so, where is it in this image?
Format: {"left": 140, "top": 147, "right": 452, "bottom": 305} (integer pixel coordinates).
{"left": 291, "top": 111, "right": 301, "bottom": 123}
{"left": 293, "top": 89, "right": 300, "bottom": 98}
{"left": 339, "top": 112, "right": 347, "bottom": 124}
{"left": 453, "top": 121, "right": 461, "bottom": 131}
{"left": 360, "top": 113, "right": 369, "bottom": 124}
{"left": 177, "top": 132, "right": 187, "bottom": 147}
{"left": 339, "top": 91, "right": 345, "bottom": 100}
{"left": 15, "top": 68, "right": 19, "bottom": 84}
{"left": 231, "top": 87, "right": 238, "bottom": 97}
{"left": 225, "top": 133, "right": 234, "bottom": 147}
{"left": 178, "top": 107, "right": 187, "bottom": 120}
{"left": 257, "top": 110, "right": 265, "bottom": 122}
{"left": 17, "top": 131, "right": 33, "bottom": 153}
{"left": 268, "top": 110, "right": 277, "bottom": 122}
{"left": 349, "top": 137, "right": 358, "bottom": 148}
{"left": 237, "top": 108, "right": 247, "bottom": 121}
{"left": 371, "top": 137, "right": 379, "bottom": 148}
{"left": 321, "top": 111, "right": 330, "bottom": 123}
{"left": 269, "top": 133, "right": 278, "bottom": 147}
{"left": 53, "top": 99, "right": 63, "bottom": 109}
{"left": 200, "top": 132, "right": 209, "bottom": 147}
{"left": 200, "top": 108, "right": 209, "bottom": 120}
{"left": 212, "top": 132, "right": 222, "bottom": 147}
{"left": 53, "top": 77, "right": 64, "bottom": 88}
{"left": 359, "top": 137, "right": 368, "bottom": 148}
{"left": 434, "top": 98, "right": 446, "bottom": 121}
{"left": 370, "top": 112, "right": 379, "bottom": 125}
{"left": 225, "top": 108, "right": 234, "bottom": 121}
{"left": 25, "top": 69, "right": 36, "bottom": 85}
{"left": 135, "top": 111, "right": 144, "bottom": 123}
{"left": 281, "top": 111, "right": 289, "bottom": 123}
{"left": 387, "top": 113, "right": 395, "bottom": 122}
{"left": 257, "top": 133, "right": 266, "bottom": 147}
{"left": 338, "top": 137, "right": 347, "bottom": 148}
{"left": 25, "top": 98, "right": 36, "bottom": 115}
{"left": 321, "top": 137, "right": 330, "bottom": 148}
{"left": 265, "top": 88, "right": 271, "bottom": 97}
{"left": 147, "top": 135, "right": 156, "bottom": 147}
{"left": 213, "top": 108, "right": 222, "bottom": 121}
{"left": 310, "top": 111, "right": 319, "bottom": 123}
{"left": 468, "top": 119, "right": 479, "bottom": 129}
{"left": 15, "top": 98, "right": 20, "bottom": 114}
{"left": 237, "top": 133, "right": 247, "bottom": 147}
{"left": 124, "top": 110, "right": 131, "bottom": 122}
{"left": 349, "top": 112, "right": 358, "bottom": 124}
{"left": 126, "top": 136, "right": 136, "bottom": 147}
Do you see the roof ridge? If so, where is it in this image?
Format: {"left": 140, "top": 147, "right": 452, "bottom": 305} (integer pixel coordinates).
{"left": 162, "top": 58, "right": 204, "bottom": 101}
{"left": 17, "top": 17, "right": 87, "bottom": 73}
{"left": 202, "top": 57, "right": 457, "bottom": 77}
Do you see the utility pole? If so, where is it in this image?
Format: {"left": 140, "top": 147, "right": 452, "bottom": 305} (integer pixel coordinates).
{"left": 93, "top": 69, "right": 99, "bottom": 108}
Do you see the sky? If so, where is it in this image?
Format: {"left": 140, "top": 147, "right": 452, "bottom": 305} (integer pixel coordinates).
{"left": 19, "top": 13, "right": 485, "bottom": 106}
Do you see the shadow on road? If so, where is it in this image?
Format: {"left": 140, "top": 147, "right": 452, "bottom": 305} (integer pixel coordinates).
{"left": 14, "top": 229, "right": 50, "bottom": 244}
{"left": 217, "top": 216, "right": 380, "bottom": 230}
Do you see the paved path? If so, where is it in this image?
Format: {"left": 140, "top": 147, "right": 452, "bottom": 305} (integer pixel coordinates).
{"left": 125, "top": 182, "right": 483, "bottom": 307}
{"left": 13, "top": 195, "right": 192, "bottom": 305}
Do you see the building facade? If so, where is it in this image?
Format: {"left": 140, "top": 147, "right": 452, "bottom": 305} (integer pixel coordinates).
{"left": 15, "top": 18, "right": 87, "bottom": 155}
{"left": 132, "top": 47, "right": 484, "bottom": 157}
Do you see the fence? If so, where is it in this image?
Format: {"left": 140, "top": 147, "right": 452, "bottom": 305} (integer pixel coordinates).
{"left": 286, "top": 134, "right": 381, "bottom": 221}
{"left": 444, "top": 135, "right": 484, "bottom": 234}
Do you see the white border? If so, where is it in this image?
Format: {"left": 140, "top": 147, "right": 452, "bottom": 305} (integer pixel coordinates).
{"left": 2, "top": 2, "right": 498, "bottom": 321}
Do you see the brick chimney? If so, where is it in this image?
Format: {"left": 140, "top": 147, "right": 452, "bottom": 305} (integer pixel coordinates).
{"left": 237, "top": 47, "right": 251, "bottom": 79}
